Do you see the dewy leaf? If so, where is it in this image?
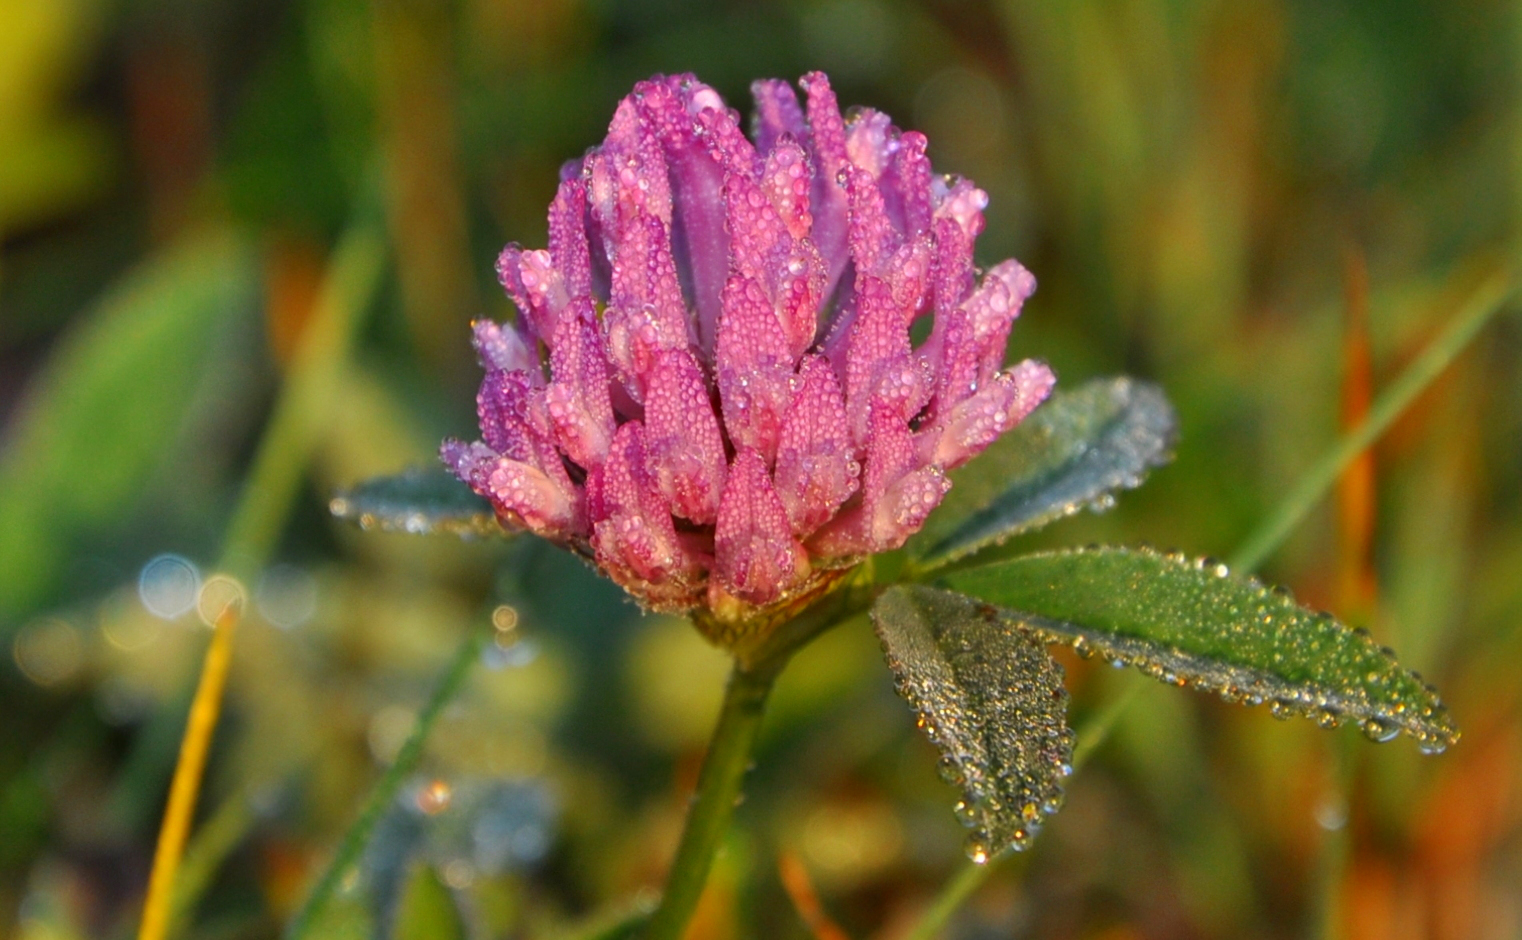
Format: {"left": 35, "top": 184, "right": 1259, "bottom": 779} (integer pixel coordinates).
{"left": 909, "top": 377, "right": 1177, "bottom": 569}
{"left": 942, "top": 547, "right": 1459, "bottom": 752}
{"left": 329, "top": 467, "right": 505, "bottom": 538}
{"left": 872, "top": 585, "right": 1074, "bottom": 862}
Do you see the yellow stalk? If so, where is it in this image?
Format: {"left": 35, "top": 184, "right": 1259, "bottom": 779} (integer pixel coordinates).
{"left": 137, "top": 598, "right": 242, "bottom": 940}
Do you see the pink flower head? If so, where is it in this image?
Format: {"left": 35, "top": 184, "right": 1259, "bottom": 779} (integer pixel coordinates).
{"left": 444, "top": 72, "right": 1054, "bottom": 629}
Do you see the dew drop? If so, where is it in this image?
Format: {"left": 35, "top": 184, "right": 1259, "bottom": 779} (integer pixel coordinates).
{"left": 415, "top": 778, "right": 453, "bottom": 815}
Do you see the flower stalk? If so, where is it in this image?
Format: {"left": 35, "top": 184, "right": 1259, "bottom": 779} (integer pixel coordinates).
{"left": 643, "top": 562, "right": 878, "bottom": 939}
{"left": 643, "top": 654, "right": 787, "bottom": 940}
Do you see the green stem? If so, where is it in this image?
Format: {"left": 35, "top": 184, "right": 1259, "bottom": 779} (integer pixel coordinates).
{"left": 284, "top": 617, "right": 489, "bottom": 939}
{"left": 641, "top": 657, "right": 786, "bottom": 940}
{"left": 1229, "top": 268, "right": 1511, "bottom": 573}
{"left": 904, "top": 854, "right": 1025, "bottom": 940}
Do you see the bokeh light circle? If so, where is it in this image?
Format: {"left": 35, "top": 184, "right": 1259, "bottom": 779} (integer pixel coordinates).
{"left": 138, "top": 554, "right": 202, "bottom": 619}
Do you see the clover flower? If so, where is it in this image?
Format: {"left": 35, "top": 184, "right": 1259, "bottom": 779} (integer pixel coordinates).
{"left": 443, "top": 72, "right": 1054, "bottom": 631}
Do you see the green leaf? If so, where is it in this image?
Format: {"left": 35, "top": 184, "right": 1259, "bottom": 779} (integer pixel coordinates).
{"left": 872, "top": 585, "right": 1074, "bottom": 862}
{"left": 0, "top": 232, "right": 256, "bottom": 621}
{"left": 394, "top": 862, "right": 466, "bottom": 940}
{"left": 941, "top": 547, "right": 1459, "bottom": 752}
{"left": 330, "top": 467, "right": 505, "bottom": 538}
{"left": 909, "top": 377, "right": 1177, "bottom": 569}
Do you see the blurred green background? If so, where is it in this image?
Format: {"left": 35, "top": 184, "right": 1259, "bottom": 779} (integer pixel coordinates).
{"left": 1, "top": 0, "right": 1519, "bottom": 938}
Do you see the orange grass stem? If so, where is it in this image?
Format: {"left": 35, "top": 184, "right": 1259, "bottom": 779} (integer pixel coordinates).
{"left": 779, "top": 851, "right": 852, "bottom": 940}
{"left": 1230, "top": 266, "right": 1511, "bottom": 573}
{"left": 137, "top": 599, "right": 242, "bottom": 940}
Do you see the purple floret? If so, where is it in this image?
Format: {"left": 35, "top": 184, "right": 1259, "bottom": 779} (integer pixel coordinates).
{"left": 444, "top": 72, "right": 1055, "bottom": 619}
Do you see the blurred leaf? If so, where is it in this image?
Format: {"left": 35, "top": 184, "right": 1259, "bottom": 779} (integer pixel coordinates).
{"left": 298, "top": 891, "right": 369, "bottom": 940}
{"left": 393, "top": 862, "right": 465, "bottom": 940}
{"left": 941, "top": 547, "right": 1459, "bottom": 751}
{"left": 0, "top": 115, "right": 111, "bottom": 235}
{"left": 0, "top": 0, "right": 112, "bottom": 235}
{"left": 330, "top": 467, "right": 503, "bottom": 538}
{"left": 0, "top": 232, "right": 255, "bottom": 622}
{"left": 908, "top": 377, "right": 1177, "bottom": 569}
{"left": 872, "top": 584, "right": 1073, "bottom": 862}
{"left": 222, "top": 35, "right": 349, "bottom": 233}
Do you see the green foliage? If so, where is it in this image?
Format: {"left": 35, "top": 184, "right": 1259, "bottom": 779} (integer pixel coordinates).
{"left": 0, "top": 233, "right": 256, "bottom": 622}
{"left": 873, "top": 585, "right": 1073, "bottom": 862}
{"left": 907, "top": 377, "right": 1177, "bottom": 569}
{"left": 938, "top": 547, "right": 1459, "bottom": 752}
{"left": 394, "top": 862, "right": 466, "bottom": 940}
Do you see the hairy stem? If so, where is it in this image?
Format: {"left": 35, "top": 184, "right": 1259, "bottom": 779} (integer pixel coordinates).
{"left": 642, "top": 656, "right": 787, "bottom": 940}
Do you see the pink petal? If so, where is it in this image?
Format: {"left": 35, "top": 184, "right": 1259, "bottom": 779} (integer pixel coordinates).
{"left": 932, "top": 175, "right": 988, "bottom": 241}
{"left": 924, "top": 258, "right": 1035, "bottom": 421}
{"left": 545, "top": 304, "right": 616, "bottom": 469}
{"left": 886, "top": 131, "right": 934, "bottom": 238}
{"left": 588, "top": 422, "right": 703, "bottom": 602}
{"left": 965, "top": 260, "right": 1036, "bottom": 373}
{"left": 471, "top": 319, "right": 539, "bottom": 376}
{"left": 604, "top": 213, "right": 691, "bottom": 397}
{"left": 633, "top": 76, "right": 734, "bottom": 356}
{"left": 643, "top": 348, "right": 728, "bottom": 524}
{"left": 484, "top": 457, "right": 582, "bottom": 536}
{"left": 750, "top": 78, "right": 807, "bottom": 156}
{"left": 919, "top": 360, "right": 1055, "bottom": 470}
{"left": 843, "top": 107, "right": 895, "bottom": 179}
{"left": 772, "top": 240, "right": 828, "bottom": 358}
{"left": 476, "top": 369, "right": 541, "bottom": 459}
{"left": 548, "top": 176, "right": 593, "bottom": 301}
{"left": 928, "top": 215, "right": 975, "bottom": 321}
{"left": 441, "top": 438, "right": 499, "bottom": 493}
{"left": 724, "top": 162, "right": 789, "bottom": 284}
{"left": 762, "top": 135, "right": 814, "bottom": 242}
{"left": 495, "top": 244, "right": 558, "bottom": 341}
{"left": 517, "top": 248, "right": 569, "bottom": 341}
{"left": 800, "top": 71, "right": 851, "bottom": 289}
{"left": 774, "top": 355, "right": 860, "bottom": 536}
{"left": 811, "top": 408, "right": 949, "bottom": 557}
{"left": 714, "top": 449, "right": 810, "bottom": 605}
{"left": 441, "top": 439, "right": 582, "bottom": 539}
{"left": 841, "top": 252, "right": 932, "bottom": 444}
{"left": 716, "top": 273, "right": 798, "bottom": 462}
{"left": 842, "top": 162, "right": 896, "bottom": 276}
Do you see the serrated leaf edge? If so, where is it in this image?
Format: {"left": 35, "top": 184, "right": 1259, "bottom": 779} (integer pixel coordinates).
{"left": 950, "top": 545, "right": 1460, "bottom": 752}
